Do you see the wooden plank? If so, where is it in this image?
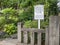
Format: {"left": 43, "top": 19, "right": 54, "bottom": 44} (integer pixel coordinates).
{"left": 37, "top": 32, "right": 41, "bottom": 45}
{"left": 45, "top": 27, "right": 49, "bottom": 45}
{"left": 21, "top": 28, "right": 45, "bottom": 33}
{"left": 49, "top": 16, "right": 60, "bottom": 45}
{"left": 59, "top": 23, "right": 60, "bottom": 45}
{"left": 23, "top": 31, "right": 28, "bottom": 45}
{"left": 17, "top": 22, "right": 21, "bottom": 43}
{"left": 21, "top": 28, "right": 44, "bottom": 31}
{"left": 30, "top": 32, "right": 34, "bottom": 45}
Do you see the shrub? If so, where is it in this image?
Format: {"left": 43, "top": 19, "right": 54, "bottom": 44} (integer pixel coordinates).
{"left": 23, "top": 20, "right": 38, "bottom": 28}
{"left": 4, "top": 23, "right": 17, "bottom": 35}
{"left": 23, "top": 20, "right": 48, "bottom": 29}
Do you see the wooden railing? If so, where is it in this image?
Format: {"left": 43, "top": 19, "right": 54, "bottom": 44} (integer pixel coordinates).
{"left": 17, "top": 22, "right": 49, "bottom": 45}
{"left": 17, "top": 16, "right": 60, "bottom": 45}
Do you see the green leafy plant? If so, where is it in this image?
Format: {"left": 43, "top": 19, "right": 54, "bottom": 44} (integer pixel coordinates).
{"left": 23, "top": 20, "right": 48, "bottom": 29}
{"left": 4, "top": 23, "right": 17, "bottom": 35}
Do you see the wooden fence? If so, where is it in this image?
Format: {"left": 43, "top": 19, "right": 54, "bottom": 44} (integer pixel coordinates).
{"left": 17, "top": 16, "right": 60, "bottom": 45}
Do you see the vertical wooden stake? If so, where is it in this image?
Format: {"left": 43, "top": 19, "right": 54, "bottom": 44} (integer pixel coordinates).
{"left": 45, "top": 27, "right": 49, "bottom": 45}
{"left": 37, "top": 32, "right": 41, "bottom": 45}
{"left": 24, "top": 31, "right": 28, "bottom": 45}
{"left": 17, "top": 22, "right": 21, "bottom": 42}
{"left": 30, "top": 32, "right": 34, "bottom": 45}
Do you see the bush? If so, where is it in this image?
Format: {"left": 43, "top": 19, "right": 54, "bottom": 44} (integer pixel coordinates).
{"left": 4, "top": 23, "right": 17, "bottom": 35}
{"left": 23, "top": 20, "right": 38, "bottom": 28}
{"left": 23, "top": 20, "right": 48, "bottom": 29}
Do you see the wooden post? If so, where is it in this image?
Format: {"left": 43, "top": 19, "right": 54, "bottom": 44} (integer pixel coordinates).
{"left": 37, "top": 32, "right": 41, "bottom": 45}
{"left": 45, "top": 27, "right": 49, "bottom": 45}
{"left": 49, "top": 16, "right": 60, "bottom": 45}
{"left": 17, "top": 22, "right": 21, "bottom": 42}
{"left": 30, "top": 32, "right": 34, "bottom": 45}
{"left": 23, "top": 31, "right": 28, "bottom": 45}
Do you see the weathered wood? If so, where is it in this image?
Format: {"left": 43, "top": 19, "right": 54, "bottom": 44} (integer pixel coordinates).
{"left": 37, "top": 32, "right": 41, "bottom": 45}
{"left": 17, "top": 22, "right": 21, "bottom": 42}
{"left": 45, "top": 27, "right": 49, "bottom": 45}
{"left": 21, "top": 28, "right": 45, "bottom": 33}
{"left": 58, "top": 16, "right": 60, "bottom": 45}
{"left": 49, "top": 16, "right": 60, "bottom": 45}
{"left": 23, "top": 31, "right": 28, "bottom": 45}
{"left": 30, "top": 32, "right": 34, "bottom": 45}
{"left": 17, "top": 16, "right": 60, "bottom": 45}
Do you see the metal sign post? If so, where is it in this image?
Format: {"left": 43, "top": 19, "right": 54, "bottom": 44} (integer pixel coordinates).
{"left": 34, "top": 5, "right": 44, "bottom": 29}
{"left": 38, "top": 20, "right": 40, "bottom": 29}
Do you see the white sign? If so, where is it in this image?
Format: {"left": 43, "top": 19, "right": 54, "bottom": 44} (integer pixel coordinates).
{"left": 34, "top": 5, "right": 44, "bottom": 19}
{"left": 34, "top": 5, "right": 44, "bottom": 29}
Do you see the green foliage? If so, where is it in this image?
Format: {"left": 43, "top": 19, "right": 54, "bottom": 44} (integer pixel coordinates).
{"left": 23, "top": 20, "right": 48, "bottom": 29}
{"left": 0, "top": 17, "right": 5, "bottom": 25}
{"left": 23, "top": 20, "right": 38, "bottom": 28}
{"left": 18, "top": 6, "right": 34, "bottom": 22}
{"left": 0, "top": 0, "right": 18, "bottom": 8}
{"left": 23, "top": 20, "right": 32, "bottom": 28}
{"left": 0, "top": 8, "right": 18, "bottom": 35}
{"left": 1, "top": 8, "right": 16, "bottom": 14}
{"left": 0, "top": 17, "right": 5, "bottom": 30}
{"left": 1, "top": 8, "right": 19, "bottom": 24}
{"left": 4, "top": 24, "right": 17, "bottom": 35}
{"left": 0, "top": 0, "right": 58, "bottom": 36}
{"left": 20, "top": 0, "right": 33, "bottom": 8}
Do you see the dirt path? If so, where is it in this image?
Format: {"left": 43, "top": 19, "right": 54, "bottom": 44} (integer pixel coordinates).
{"left": 0, "top": 39, "right": 18, "bottom": 45}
